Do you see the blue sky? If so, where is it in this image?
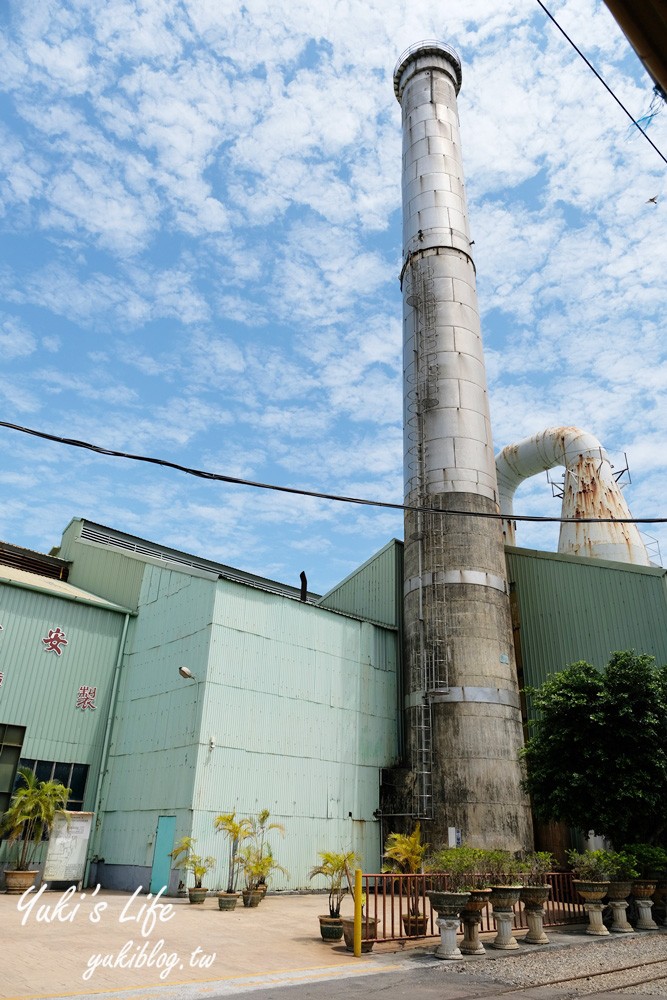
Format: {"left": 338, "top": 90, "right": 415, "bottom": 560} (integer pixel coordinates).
{"left": 1, "top": 0, "right": 665, "bottom": 594}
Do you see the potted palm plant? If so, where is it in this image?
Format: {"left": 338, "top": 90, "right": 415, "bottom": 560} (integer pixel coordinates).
{"left": 382, "top": 824, "right": 429, "bottom": 935}
{"left": 340, "top": 859, "right": 379, "bottom": 953}
{"left": 237, "top": 843, "right": 288, "bottom": 906}
{"left": 309, "top": 850, "right": 359, "bottom": 940}
{"left": 249, "top": 809, "right": 284, "bottom": 899}
{"left": 168, "top": 836, "right": 216, "bottom": 904}
{"left": 214, "top": 812, "right": 253, "bottom": 910}
{"left": 0, "top": 766, "right": 71, "bottom": 894}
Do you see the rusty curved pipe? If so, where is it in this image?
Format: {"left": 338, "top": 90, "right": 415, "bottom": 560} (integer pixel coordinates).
{"left": 496, "top": 426, "right": 649, "bottom": 565}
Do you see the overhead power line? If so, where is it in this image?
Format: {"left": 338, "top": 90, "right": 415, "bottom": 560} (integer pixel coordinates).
{"left": 535, "top": 0, "right": 667, "bottom": 167}
{"left": 2, "top": 418, "right": 666, "bottom": 526}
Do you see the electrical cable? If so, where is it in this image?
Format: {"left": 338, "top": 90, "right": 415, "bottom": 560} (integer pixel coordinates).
{"left": 2, "top": 418, "right": 666, "bottom": 526}
{"left": 534, "top": 0, "right": 667, "bottom": 167}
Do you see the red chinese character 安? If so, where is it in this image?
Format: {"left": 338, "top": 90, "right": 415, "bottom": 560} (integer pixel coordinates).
{"left": 42, "top": 627, "right": 68, "bottom": 655}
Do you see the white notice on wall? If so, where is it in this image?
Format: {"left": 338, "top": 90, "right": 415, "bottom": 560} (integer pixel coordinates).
{"left": 43, "top": 812, "right": 94, "bottom": 883}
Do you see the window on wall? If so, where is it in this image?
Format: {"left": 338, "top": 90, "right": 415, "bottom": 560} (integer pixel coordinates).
{"left": 0, "top": 724, "right": 26, "bottom": 815}
{"left": 17, "top": 759, "right": 89, "bottom": 811}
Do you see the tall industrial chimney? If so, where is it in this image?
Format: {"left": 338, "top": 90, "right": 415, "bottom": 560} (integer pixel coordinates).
{"left": 393, "top": 41, "right": 532, "bottom": 850}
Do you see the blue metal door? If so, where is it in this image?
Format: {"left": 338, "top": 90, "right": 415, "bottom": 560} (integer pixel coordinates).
{"left": 150, "top": 816, "right": 176, "bottom": 894}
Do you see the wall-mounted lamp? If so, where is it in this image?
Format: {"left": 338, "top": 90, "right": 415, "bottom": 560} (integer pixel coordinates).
{"left": 178, "top": 666, "right": 196, "bottom": 680}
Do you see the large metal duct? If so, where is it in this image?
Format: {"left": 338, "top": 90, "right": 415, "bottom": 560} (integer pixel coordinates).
{"left": 393, "top": 41, "right": 533, "bottom": 851}
{"left": 496, "top": 427, "right": 650, "bottom": 565}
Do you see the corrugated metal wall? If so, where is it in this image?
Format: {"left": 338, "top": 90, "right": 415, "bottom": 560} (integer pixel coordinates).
{"left": 0, "top": 582, "right": 125, "bottom": 767}
{"left": 0, "top": 580, "right": 127, "bottom": 867}
{"left": 97, "top": 565, "right": 217, "bottom": 864}
{"left": 59, "top": 519, "right": 146, "bottom": 610}
{"left": 318, "top": 539, "right": 402, "bottom": 628}
{"left": 186, "top": 578, "right": 399, "bottom": 888}
{"left": 95, "top": 564, "right": 399, "bottom": 887}
{"left": 507, "top": 547, "right": 667, "bottom": 708}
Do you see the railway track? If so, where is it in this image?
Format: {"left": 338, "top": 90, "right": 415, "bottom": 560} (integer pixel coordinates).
{"left": 461, "top": 953, "right": 667, "bottom": 997}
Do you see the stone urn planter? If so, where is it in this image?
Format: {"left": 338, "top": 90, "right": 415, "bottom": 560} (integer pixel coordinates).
{"left": 318, "top": 915, "right": 344, "bottom": 941}
{"left": 573, "top": 880, "right": 610, "bottom": 936}
{"left": 489, "top": 886, "right": 522, "bottom": 950}
{"left": 217, "top": 892, "right": 240, "bottom": 911}
{"left": 341, "top": 916, "right": 379, "bottom": 953}
{"left": 606, "top": 881, "right": 633, "bottom": 933}
{"left": 4, "top": 869, "right": 39, "bottom": 895}
{"left": 427, "top": 890, "right": 470, "bottom": 960}
{"left": 460, "top": 889, "right": 491, "bottom": 956}
{"left": 632, "top": 880, "right": 659, "bottom": 930}
{"left": 520, "top": 885, "right": 551, "bottom": 945}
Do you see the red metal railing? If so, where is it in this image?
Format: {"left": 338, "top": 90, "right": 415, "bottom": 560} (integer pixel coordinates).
{"left": 360, "top": 871, "right": 586, "bottom": 942}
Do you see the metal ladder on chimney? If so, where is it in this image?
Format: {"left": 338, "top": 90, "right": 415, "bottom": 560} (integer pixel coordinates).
{"left": 410, "top": 260, "right": 450, "bottom": 820}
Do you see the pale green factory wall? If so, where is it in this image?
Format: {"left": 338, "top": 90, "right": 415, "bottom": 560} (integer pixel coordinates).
{"left": 59, "top": 519, "right": 146, "bottom": 610}
{"left": 186, "top": 578, "right": 399, "bottom": 890}
{"left": 0, "top": 580, "right": 127, "bottom": 869}
{"left": 95, "top": 564, "right": 216, "bottom": 883}
{"left": 506, "top": 546, "right": 667, "bottom": 715}
{"left": 96, "top": 565, "right": 399, "bottom": 892}
{"left": 318, "top": 539, "right": 402, "bottom": 628}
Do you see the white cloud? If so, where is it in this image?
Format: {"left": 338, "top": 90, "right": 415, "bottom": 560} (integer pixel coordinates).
{"left": 1, "top": 0, "right": 666, "bottom": 590}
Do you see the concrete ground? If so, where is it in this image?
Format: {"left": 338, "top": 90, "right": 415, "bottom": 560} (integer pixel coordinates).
{"left": 0, "top": 887, "right": 641, "bottom": 1000}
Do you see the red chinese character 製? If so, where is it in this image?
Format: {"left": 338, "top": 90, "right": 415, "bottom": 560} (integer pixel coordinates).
{"left": 75, "top": 685, "right": 97, "bottom": 711}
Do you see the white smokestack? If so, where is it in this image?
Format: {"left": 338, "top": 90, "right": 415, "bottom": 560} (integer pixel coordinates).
{"left": 393, "top": 41, "right": 532, "bottom": 851}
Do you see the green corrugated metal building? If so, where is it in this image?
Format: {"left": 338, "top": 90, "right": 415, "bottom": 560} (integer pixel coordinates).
{"left": 506, "top": 546, "right": 667, "bottom": 712}
{"left": 1, "top": 519, "right": 667, "bottom": 893}
{"left": 1, "top": 519, "right": 400, "bottom": 892}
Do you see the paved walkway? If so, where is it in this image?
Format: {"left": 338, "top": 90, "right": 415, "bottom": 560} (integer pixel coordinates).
{"left": 0, "top": 887, "right": 621, "bottom": 1000}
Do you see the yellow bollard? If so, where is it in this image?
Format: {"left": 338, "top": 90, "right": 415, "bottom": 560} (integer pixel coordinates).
{"left": 354, "top": 868, "right": 362, "bottom": 957}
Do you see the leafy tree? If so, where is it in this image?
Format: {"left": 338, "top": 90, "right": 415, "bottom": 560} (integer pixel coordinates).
{"left": 521, "top": 651, "right": 667, "bottom": 846}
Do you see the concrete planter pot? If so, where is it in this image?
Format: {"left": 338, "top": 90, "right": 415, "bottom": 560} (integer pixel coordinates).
{"left": 520, "top": 885, "right": 551, "bottom": 945}
{"left": 489, "top": 886, "right": 522, "bottom": 950}
{"left": 607, "top": 881, "right": 633, "bottom": 901}
{"left": 217, "top": 892, "right": 240, "bottom": 911}
{"left": 4, "top": 870, "right": 39, "bottom": 895}
{"left": 573, "top": 881, "right": 610, "bottom": 936}
{"left": 632, "top": 881, "right": 659, "bottom": 930}
{"left": 427, "top": 891, "right": 470, "bottom": 960}
{"left": 341, "top": 916, "right": 379, "bottom": 953}
{"left": 401, "top": 912, "right": 428, "bottom": 936}
{"left": 461, "top": 889, "right": 491, "bottom": 956}
{"left": 427, "top": 890, "right": 470, "bottom": 918}
{"left": 573, "top": 880, "right": 609, "bottom": 902}
{"left": 242, "top": 889, "right": 264, "bottom": 907}
{"left": 606, "top": 883, "right": 634, "bottom": 933}
{"left": 188, "top": 887, "right": 209, "bottom": 904}
{"left": 519, "top": 885, "right": 550, "bottom": 908}
{"left": 489, "top": 885, "right": 522, "bottom": 909}
{"left": 318, "top": 915, "right": 344, "bottom": 941}
{"left": 632, "top": 880, "right": 657, "bottom": 899}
